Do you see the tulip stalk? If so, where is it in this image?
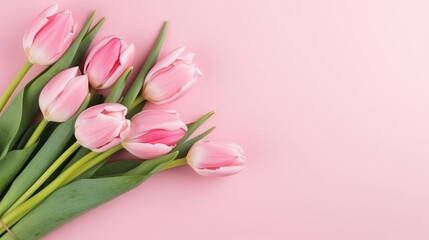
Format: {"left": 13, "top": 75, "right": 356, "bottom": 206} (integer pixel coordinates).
{"left": 0, "top": 146, "right": 121, "bottom": 233}
{"left": 23, "top": 118, "right": 49, "bottom": 148}
{"left": 130, "top": 95, "right": 145, "bottom": 109}
{"left": 160, "top": 157, "right": 187, "bottom": 171}
{"left": 0, "top": 61, "right": 33, "bottom": 112}
{"left": 5, "top": 142, "right": 83, "bottom": 214}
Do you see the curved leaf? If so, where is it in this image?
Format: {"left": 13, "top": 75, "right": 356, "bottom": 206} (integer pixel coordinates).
{"left": 0, "top": 145, "right": 37, "bottom": 198}
{"left": 0, "top": 153, "right": 176, "bottom": 240}
{"left": 0, "top": 97, "right": 91, "bottom": 216}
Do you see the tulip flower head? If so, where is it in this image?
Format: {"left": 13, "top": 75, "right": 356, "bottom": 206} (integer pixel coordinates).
{"left": 122, "top": 110, "right": 187, "bottom": 159}
{"left": 84, "top": 36, "right": 135, "bottom": 89}
{"left": 39, "top": 67, "right": 89, "bottom": 122}
{"left": 187, "top": 140, "right": 246, "bottom": 177}
{"left": 75, "top": 103, "right": 130, "bottom": 152}
{"left": 143, "top": 46, "right": 203, "bottom": 104}
{"left": 23, "top": 4, "right": 77, "bottom": 65}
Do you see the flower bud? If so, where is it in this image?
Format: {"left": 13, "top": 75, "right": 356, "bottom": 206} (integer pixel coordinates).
{"left": 84, "top": 36, "right": 135, "bottom": 89}
{"left": 23, "top": 4, "right": 77, "bottom": 65}
{"left": 187, "top": 140, "right": 245, "bottom": 177}
{"left": 75, "top": 103, "right": 130, "bottom": 152}
{"left": 122, "top": 110, "right": 187, "bottom": 159}
{"left": 39, "top": 67, "right": 89, "bottom": 122}
{"left": 143, "top": 47, "right": 202, "bottom": 104}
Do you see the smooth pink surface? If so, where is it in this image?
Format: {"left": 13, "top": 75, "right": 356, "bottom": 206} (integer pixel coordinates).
{"left": 39, "top": 67, "right": 89, "bottom": 122}
{"left": 75, "top": 103, "right": 130, "bottom": 152}
{"left": 187, "top": 140, "right": 246, "bottom": 177}
{"left": 84, "top": 35, "right": 135, "bottom": 89}
{"left": 1, "top": 0, "right": 429, "bottom": 239}
{"left": 143, "top": 46, "right": 202, "bottom": 104}
{"left": 23, "top": 3, "right": 76, "bottom": 65}
{"left": 123, "top": 110, "right": 187, "bottom": 159}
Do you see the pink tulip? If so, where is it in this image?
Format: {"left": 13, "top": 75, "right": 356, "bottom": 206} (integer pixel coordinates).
{"left": 75, "top": 103, "right": 130, "bottom": 152}
{"left": 39, "top": 67, "right": 89, "bottom": 122}
{"left": 122, "top": 110, "right": 187, "bottom": 159}
{"left": 23, "top": 4, "right": 77, "bottom": 65}
{"left": 84, "top": 36, "right": 135, "bottom": 89}
{"left": 143, "top": 47, "right": 202, "bottom": 104}
{"left": 187, "top": 140, "right": 246, "bottom": 177}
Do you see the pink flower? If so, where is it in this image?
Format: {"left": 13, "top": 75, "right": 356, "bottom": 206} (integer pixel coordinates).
{"left": 187, "top": 140, "right": 246, "bottom": 177}
{"left": 143, "top": 47, "right": 202, "bottom": 104}
{"left": 75, "top": 103, "right": 130, "bottom": 152}
{"left": 23, "top": 4, "right": 77, "bottom": 65}
{"left": 39, "top": 67, "right": 89, "bottom": 122}
{"left": 84, "top": 36, "right": 135, "bottom": 89}
{"left": 122, "top": 110, "right": 187, "bottom": 159}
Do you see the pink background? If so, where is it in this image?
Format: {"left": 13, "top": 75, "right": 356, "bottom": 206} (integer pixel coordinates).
{"left": 1, "top": 0, "right": 429, "bottom": 239}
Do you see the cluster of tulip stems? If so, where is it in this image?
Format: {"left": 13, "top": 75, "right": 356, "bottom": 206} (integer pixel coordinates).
{"left": 0, "top": 4, "right": 245, "bottom": 240}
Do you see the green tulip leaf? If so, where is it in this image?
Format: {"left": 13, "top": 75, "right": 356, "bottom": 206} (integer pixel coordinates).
{"left": 105, "top": 67, "right": 133, "bottom": 103}
{"left": 174, "top": 127, "right": 216, "bottom": 158}
{"left": 0, "top": 153, "right": 176, "bottom": 240}
{"left": 72, "top": 17, "right": 105, "bottom": 68}
{"left": 0, "top": 145, "right": 37, "bottom": 198}
{"left": 0, "top": 97, "right": 91, "bottom": 216}
{"left": 94, "top": 160, "right": 142, "bottom": 177}
{"left": 177, "top": 111, "right": 215, "bottom": 146}
{"left": 121, "top": 21, "right": 168, "bottom": 109}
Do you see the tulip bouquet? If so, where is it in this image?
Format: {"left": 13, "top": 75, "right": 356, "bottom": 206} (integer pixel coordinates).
{"left": 0, "top": 4, "right": 245, "bottom": 240}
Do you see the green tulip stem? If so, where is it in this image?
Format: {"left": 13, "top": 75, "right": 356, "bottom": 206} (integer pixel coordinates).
{"left": 5, "top": 142, "right": 82, "bottom": 215}
{"left": 0, "top": 61, "right": 33, "bottom": 112}
{"left": 160, "top": 158, "right": 188, "bottom": 171}
{"left": 0, "top": 145, "right": 123, "bottom": 231}
{"left": 89, "top": 87, "right": 96, "bottom": 97}
{"left": 61, "top": 145, "right": 124, "bottom": 186}
{"left": 0, "top": 150, "right": 100, "bottom": 232}
{"left": 23, "top": 118, "right": 49, "bottom": 149}
{"left": 130, "top": 95, "right": 145, "bottom": 110}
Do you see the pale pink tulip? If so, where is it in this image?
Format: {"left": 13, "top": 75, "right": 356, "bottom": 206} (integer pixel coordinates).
{"left": 122, "top": 110, "right": 187, "bottom": 159}
{"left": 187, "top": 140, "right": 246, "bottom": 177}
{"left": 39, "top": 67, "right": 88, "bottom": 122}
{"left": 75, "top": 103, "right": 130, "bottom": 152}
{"left": 23, "top": 4, "right": 77, "bottom": 65}
{"left": 143, "top": 47, "right": 202, "bottom": 104}
{"left": 84, "top": 36, "right": 135, "bottom": 89}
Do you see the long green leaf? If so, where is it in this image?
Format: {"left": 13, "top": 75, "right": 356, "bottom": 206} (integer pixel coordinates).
{"left": 72, "top": 17, "right": 105, "bottom": 68}
{"left": 0, "top": 97, "right": 91, "bottom": 216}
{"left": 0, "top": 154, "right": 176, "bottom": 240}
{"left": 94, "top": 160, "right": 141, "bottom": 177}
{"left": 121, "top": 21, "right": 168, "bottom": 109}
{"left": 105, "top": 67, "right": 133, "bottom": 103}
{"left": 175, "top": 127, "right": 216, "bottom": 158}
{"left": 0, "top": 145, "right": 37, "bottom": 197}
{"left": 177, "top": 111, "right": 215, "bottom": 146}
{"left": 126, "top": 101, "right": 145, "bottom": 119}
{"left": 123, "top": 152, "right": 178, "bottom": 176}
{"left": 0, "top": 11, "right": 97, "bottom": 160}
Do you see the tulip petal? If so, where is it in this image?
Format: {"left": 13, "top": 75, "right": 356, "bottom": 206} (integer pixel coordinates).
{"left": 193, "top": 165, "right": 246, "bottom": 177}
{"left": 123, "top": 142, "right": 173, "bottom": 159}
{"left": 75, "top": 103, "right": 130, "bottom": 152}
{"left": 83, "top": 35, "right": 118, "bottom": 72}
{"left": 29, "top": 11, "right": 74, "bottom": 65}
{"left": 144, "top": 46, "right": 186, "bottom": 83}
{"left": 127, "top": 110, "right": 187, "bottom": 140}
{"left": 187, "top": 140, "right": 246, "bottom": 177}
{"left": 23, "top": 4, "right": 59, "bottom": 52}
{"left": 46, "top": 75, "right": 88, "bottom": 122}
{"left": 144, "top": 63, "right": 201, "bottom": 104}
{"left": 86, "top": 37, "right": 122, "bottom": 88}
{"left": 39, "top": 67, "right": 80, "bottom": 120}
